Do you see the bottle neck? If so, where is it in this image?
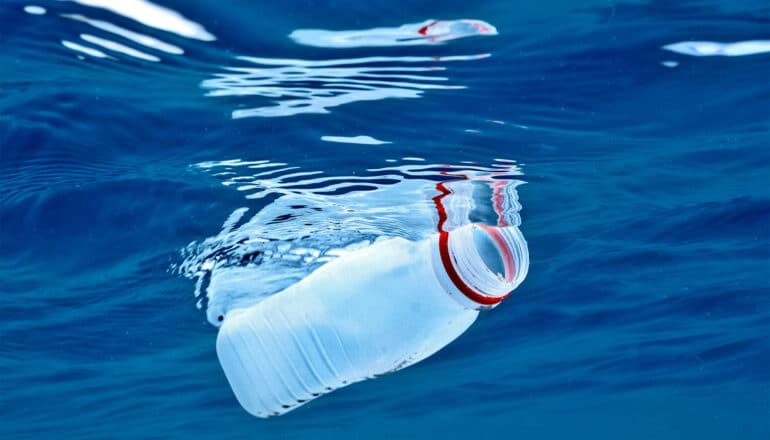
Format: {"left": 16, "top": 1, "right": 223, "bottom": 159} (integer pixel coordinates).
{"left": 431, "top": 224, "right": 528, "bottom": 310}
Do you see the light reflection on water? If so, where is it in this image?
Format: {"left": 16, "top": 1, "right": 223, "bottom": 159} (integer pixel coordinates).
{"left": 320, "top": 135, "right": 391, "bottom": 145}
{"left": 63, "top": 0, "right": 215, "bottom": 41}
{"left": 663, "top": 40, "right": 770, "bottom": 57}
{"left": 201, "top": 54, "right": 491, "bottom": 118}
{"left": 175, "top": 158, "right": 525, "bottom": 326}
{"left": 23, "top": 0, "right": 211, "bottom": 62}
{"left": 24, "top": 4, "right": 499, "bottom": 118}
{"left": 289, "top": 19, "right": 498, "bottom": 48}
{"left": 62, "top": 13, "right": 185, "bottom": 55}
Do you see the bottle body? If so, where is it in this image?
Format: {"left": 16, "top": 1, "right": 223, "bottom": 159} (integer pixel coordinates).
{"left": 216, "top": 236, "right": 479, "bottom": 417}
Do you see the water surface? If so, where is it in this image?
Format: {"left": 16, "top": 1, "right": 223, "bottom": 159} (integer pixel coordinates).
{"left": 1, "top": 0, "right": 769, "bottom": 438}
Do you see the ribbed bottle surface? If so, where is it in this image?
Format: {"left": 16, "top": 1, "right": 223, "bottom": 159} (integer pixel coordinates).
{"left": 217, "top": 306, "right": 357, "bottom": 417}
{"left": 216, "top": 236, "right": 479, "bottom": 417}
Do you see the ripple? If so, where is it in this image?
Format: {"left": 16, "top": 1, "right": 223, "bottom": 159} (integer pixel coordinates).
{"left": 177, "top": 158, "right": 524, "bottom": 326}
{"left": 202, "top": 54, "right": 490, "bottom": 118}
{"left": 64, "top": 0, "right": 215, "bottom": 41}
{"left": 24, "top": 2, "right": 203, "bottom": 63}
{"left": 663, "top": 40, "right": 770, "bottom": 57}
{"left": 62, "top": 14, "right": 184, "bottom": 55}
{"left": 80, "top": 33, "right": 160, "bottom": 62}
{"left": 320, "top": 135, "right": 391, "bottom": 145}
{"left": 290, "top": 19, "right": 497, "bottom": 48}
{"left": 24, "top": 5, "right": 46, "bottom": 15}
{"left": 61, "top": 39, "right": 110, "bottom": 59}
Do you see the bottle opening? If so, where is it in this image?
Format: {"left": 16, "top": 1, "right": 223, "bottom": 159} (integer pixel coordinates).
{"left": 434, "top": 223, "right": 528, "bottom": 310}
{"left": 472, "top": 226, "right": 506, "bottom": 279}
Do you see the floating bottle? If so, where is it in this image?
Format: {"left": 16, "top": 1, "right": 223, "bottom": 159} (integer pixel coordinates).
{"left": 216, "top": 222, "right": 528, "bottom": 417}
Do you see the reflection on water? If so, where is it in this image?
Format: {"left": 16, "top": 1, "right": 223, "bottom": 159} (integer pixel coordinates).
{"left": 290, "top": 19, "right": 497, "bottom": 48}
{"left": 64, "top": 0, "right": 215, "bottom": 41}
{"left": 174, "top": 158, "right": 524, "bottom": 326}
{"left": 24, "top": 5, "right": 46, "bottom": 15}
{"left": 320, "top": 135, "right": 391, "bottom": 145}
{"left": 61, "top": 39, "right": 110, "bottom": 59}
{"left": 23, "top": 0, "right": 211, "bottom": 62}
{"left": 202, "top": 54, "right": 490, "bottom": 118}
{"left": 663, "top": 40, "right": 770, "bottom": 57}
{"left": 62, "top": 14, "right": 184, "bottom": 55}
{"left": 31, "top": 4, "right": 496, "bottom": 119}
{"left": 204, "top": 18, "right": 497, "bottom": 118}
{"left": 79, "top": 33, "right": 161, "bottom": 62}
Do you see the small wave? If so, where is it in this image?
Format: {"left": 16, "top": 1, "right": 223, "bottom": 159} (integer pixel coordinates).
{"left": 61, "top": 39, "right": 111, "bottom": 59}
{"left": 62, "top": 13, "right": 185, "bottom": 55}
{"left": 320, "top": 135, "right": 391, "bottom": 145}
{"left": 23, "top": 1, "right": 209, "bottom": 63}
{"left": 64, "top": 0, "right": 215, "bottom": 41}
{"left": 79, "top": 33, "right": 160, "bottom": 62}
{"left": 24, "top": 8, "right": 494, "bottom": 118}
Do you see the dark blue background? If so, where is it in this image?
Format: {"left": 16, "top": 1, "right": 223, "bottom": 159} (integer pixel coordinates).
{"left": 1, "top": 0, "right": 769, "bottom": 438}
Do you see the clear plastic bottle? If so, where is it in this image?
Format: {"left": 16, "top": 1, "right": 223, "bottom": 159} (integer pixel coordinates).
{"left": 216, "top": 223, "right": 528, "bottom": 417}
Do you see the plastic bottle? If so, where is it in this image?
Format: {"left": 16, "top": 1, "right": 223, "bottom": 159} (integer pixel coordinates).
{"left": 216, "top": 223, "right": 528, "bottom": 417}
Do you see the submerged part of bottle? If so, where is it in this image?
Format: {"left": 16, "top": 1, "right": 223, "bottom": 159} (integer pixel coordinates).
{"left": 216, "top": 222, "right": 528, "bottom": 417}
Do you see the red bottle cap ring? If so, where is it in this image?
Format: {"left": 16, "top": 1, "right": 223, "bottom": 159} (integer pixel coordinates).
{"left": 434, "top": 224, "right": 528, "bottom": 310}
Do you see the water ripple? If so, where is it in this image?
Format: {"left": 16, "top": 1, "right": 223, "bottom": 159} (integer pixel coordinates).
{"left": 176, "top": 158, "right": 524, "bottom": 326}
{"left": 201, "top": 54, "right": 490, "bottom": 118}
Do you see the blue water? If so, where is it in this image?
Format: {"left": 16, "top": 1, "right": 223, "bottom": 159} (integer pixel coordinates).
{"left": 2, "top": 0, "right": 769, "bottom": 438}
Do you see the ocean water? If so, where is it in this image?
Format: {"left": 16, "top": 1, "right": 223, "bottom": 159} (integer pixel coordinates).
{"left": 1, "top": 0, "right": 769, "bottom": 438}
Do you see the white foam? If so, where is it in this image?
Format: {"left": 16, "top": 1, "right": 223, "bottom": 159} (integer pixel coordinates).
{"left": 663, "top": 40, "right": 770, "bottom": 57}
{"left": 65, "top": 0, "right": 215, "bottom": 41}
{"left": 321, "top": 135, "right": 391, "bottom": 145}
